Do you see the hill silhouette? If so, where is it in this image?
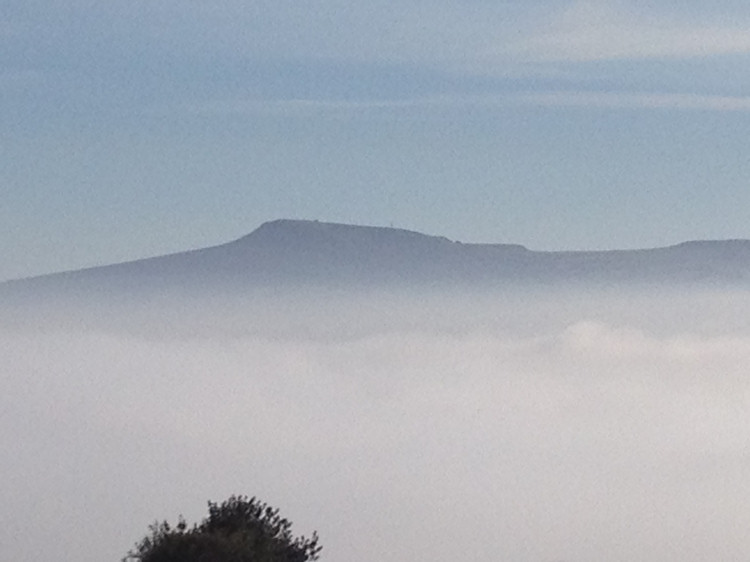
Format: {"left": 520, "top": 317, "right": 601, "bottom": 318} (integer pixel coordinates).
{"left": 3, "top": 220, "right": 750, "bottom": 298}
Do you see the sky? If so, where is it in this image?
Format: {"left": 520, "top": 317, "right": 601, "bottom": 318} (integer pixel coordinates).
{"left": 3, "top": 0, "right": 750, "bottom": 281}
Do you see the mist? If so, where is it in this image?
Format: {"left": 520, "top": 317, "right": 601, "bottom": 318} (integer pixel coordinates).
{"left": 2, "top": 286, "right": 750, "bottom": 561}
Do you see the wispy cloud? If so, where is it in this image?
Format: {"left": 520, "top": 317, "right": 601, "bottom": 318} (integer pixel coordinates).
{"left": 177, "top": 97, "right": 431, "bottom": 117}
{"left": 516, "top": 91, "right": 750, "bottom": 111}
{"left": 506, "top": 0, "right": 750, "bottom": 62}
{"left": 176, "top": 91, "right": 750, "bottom": 117}
{"left": 6, "top": 1, "right": 750, "bottom": 96}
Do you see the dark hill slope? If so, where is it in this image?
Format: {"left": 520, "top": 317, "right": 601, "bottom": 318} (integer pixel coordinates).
{"left": 3, "top": 220, "right": 750, "bottom": 300}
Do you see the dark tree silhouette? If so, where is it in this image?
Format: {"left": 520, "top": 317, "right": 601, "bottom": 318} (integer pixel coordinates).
{"left": 124, "top": 495, "right": 321, "bottom": 562}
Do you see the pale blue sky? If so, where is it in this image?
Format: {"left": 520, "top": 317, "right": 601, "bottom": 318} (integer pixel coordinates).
{"left": 3, "top": 0, "right": 750, "bottom": 281}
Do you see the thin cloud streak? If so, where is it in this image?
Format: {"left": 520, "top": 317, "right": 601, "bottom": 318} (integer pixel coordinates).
{"left": 176, "top": 91, "right": 750, "bottom": 117}
{"left": 517, "top": 91, "right": 750, "bottom": 111}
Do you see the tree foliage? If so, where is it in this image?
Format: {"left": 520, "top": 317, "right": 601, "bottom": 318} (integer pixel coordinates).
{"left": 124, "top": 495, "right": 321, "bottom": 562}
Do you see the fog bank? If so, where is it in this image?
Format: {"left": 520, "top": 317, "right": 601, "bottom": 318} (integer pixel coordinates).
{"left": 2, "top": 287, "right": 750, "bottom": 561}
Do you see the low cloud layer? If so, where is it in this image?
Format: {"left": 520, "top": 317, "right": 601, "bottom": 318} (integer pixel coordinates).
{"left": 2, "top": 288, "right": 750, "bottom": 561}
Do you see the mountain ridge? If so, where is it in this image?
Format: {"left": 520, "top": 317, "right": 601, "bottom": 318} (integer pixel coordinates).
{"left": 3, "top": 219, "right": 750, "bottom": 293}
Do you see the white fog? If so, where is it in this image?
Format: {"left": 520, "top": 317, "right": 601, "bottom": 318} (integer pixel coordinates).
{"left": 2, "top": 287, "right": 750, "bottom": 561}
